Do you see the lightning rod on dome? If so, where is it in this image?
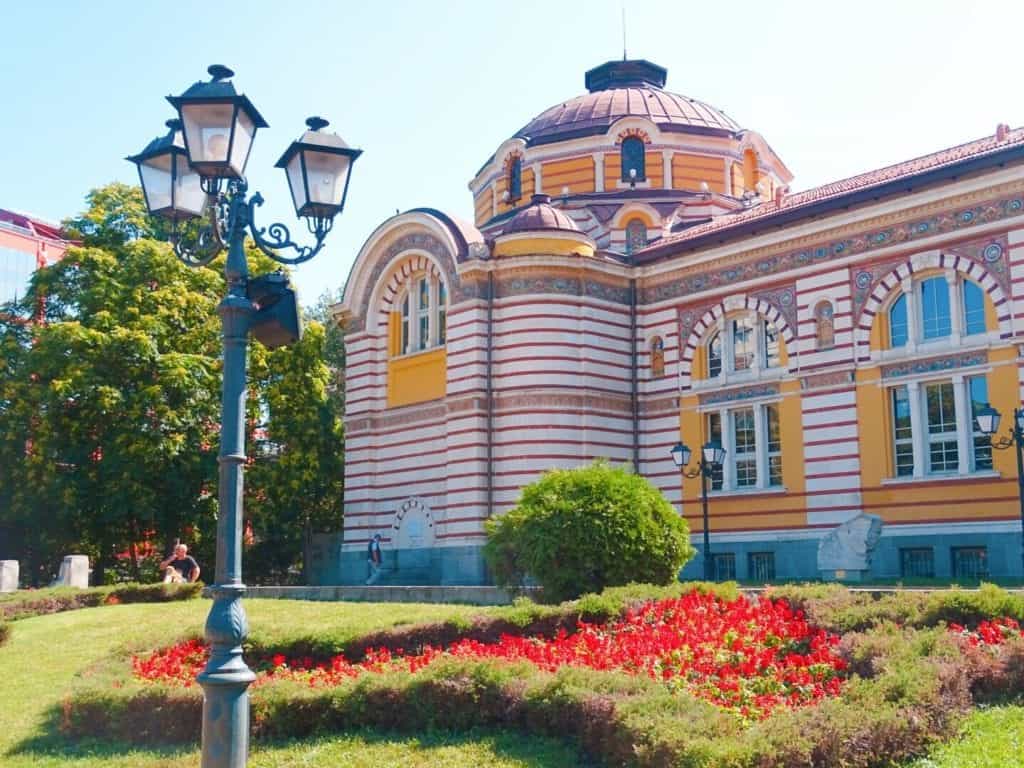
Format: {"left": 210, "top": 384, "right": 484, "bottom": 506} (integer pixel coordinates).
{"left": 621, "top": 1, "right": 627, "bottom": 61}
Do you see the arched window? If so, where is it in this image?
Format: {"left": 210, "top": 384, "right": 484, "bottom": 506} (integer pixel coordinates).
{"left": 920, "top": 276, "right": 951, "bottom": 340}
{"left": 625, "top": 218, "right": 647, "bottom": 255}
{"left": 621, "top": 137, "right": 646, "bottom": 182}
{"left": 508, "top": 155, "right": 522, "bottom": 203}
{"left": 962, "top": 280, "right": 986, "bottom": 336}
{"left": 650, "top": 336, "right": 665, "bottom": 378}
{"left": 889, "top": 294, "right": 908, "bottom": 348}
{"left": 707, "top": 331, "right": 722, "bottom": 378}
{"left": 395, "top": 273, "right": 447, "bottom": 356}
{"left": 704, "top": 312, "right": 781, "bottom": 379}
{"left": 815, "top": 301, "right": 835, "bottom": 350}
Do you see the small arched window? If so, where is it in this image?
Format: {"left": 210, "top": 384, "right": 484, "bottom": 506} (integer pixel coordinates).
{"left": 707, "top": 331, "right": 722, "bottom": 378}
{"left": 625, "top": 219, "right": 647, "bottom": 255}
{"left": 815, "top": 301, "right": 835, "bottom": 350}
{"left": 920, "top": 276, "right": 951, "bottom": 340}
{"left": 650, "top": 336, "right": 665, "bottom": 378}
{"left": 621, "top": 137, "right": 646, "bottom": 182}
{"left": 889, "top": 294, "right": 908, "bottom": 348}
{"left": 508, "top": 155, "right": 522, "bottom": 203}
{"left": 395, "top": 273, "right": 447, "bottom": 356}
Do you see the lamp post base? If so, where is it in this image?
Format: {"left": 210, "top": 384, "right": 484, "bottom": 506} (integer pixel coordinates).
{"left": 198, "top": 585, "right": 256, "bottom": 768}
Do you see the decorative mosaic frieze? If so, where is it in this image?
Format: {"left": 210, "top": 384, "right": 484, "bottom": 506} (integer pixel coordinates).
{"left": 800, "top": 370, "right": 854, "bottom": 391}
{"left": 640, "top": 193, "right": 1024, "bottom": 305}
{"left": 698, "top": 383, "right": 779, "bottom": 406}
{"left": 638, "top": 395, "right": 679, "bottom": 415}
{"left": 880, "top": 351, "right": 989, "bottom": 380}
{"left": 494, "top": 274, "right": 632, "bottom": 304}
{"left": 494, "top": 392, "right": 633, "bottom": 413}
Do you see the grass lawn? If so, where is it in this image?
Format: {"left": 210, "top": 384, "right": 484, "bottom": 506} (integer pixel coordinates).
{"left": 0, "top": 594, "right": 1019, "bottom": 767}
{"left": 0, "top": 598, "right": 585, "bottom": 767}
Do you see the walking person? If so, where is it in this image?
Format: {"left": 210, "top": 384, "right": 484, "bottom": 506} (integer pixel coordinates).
{"left": 366, "top": 534, "right": 383, "bottom": 585}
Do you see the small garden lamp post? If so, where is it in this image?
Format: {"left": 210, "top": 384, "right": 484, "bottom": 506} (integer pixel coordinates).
{"left": 670, "top": 440, "right": 726, "bottom": 580}
{"left": 127, "top": 65, "right": 360, "bottom": 768}
{"left": 975, "top": 404, "right": 1024, "bottom": 577}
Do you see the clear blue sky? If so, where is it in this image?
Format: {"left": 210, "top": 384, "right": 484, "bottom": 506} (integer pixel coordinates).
{"left": 2, "top": 0, "right": 1022, "bottom": 304}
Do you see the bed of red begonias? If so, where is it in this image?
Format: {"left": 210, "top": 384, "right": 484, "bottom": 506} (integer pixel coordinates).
{"left": 948, "top": 617, "right": 1023, "bottom": 647}
{"left": 133, "top": 593, "right": 852, "bottom": 719}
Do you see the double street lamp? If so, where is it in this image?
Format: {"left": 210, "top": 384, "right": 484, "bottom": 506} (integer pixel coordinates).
{"left": 670, "top": 440, "right": 727, "bottom": 580}
{"left": 127, "top": 65, "right": 361, "bottom": 768}
{"left": 974, "top": 405, "right": 1024, "bottom": 577}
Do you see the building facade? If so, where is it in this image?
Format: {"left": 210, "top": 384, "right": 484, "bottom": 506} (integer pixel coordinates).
{"left": 325, "top": 58, "right": 1024, "bottom": 585}
{"left": 0, "top": 208, "right": 72, "bottom": 311}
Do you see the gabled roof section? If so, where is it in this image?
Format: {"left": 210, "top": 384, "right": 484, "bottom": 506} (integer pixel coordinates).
{"left": 636, "top": 126, "right": 1024, "bottom": 262}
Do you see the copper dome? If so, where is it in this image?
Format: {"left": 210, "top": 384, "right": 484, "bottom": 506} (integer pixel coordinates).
{"left": 503, "top": 194, "right": 581, "bottom": 234}
{"left": 514, "top": 59, "right": 740, "bottom": 147}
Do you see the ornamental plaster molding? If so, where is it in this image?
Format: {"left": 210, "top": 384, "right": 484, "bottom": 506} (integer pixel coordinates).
{"left": 879, "top": 350, "right": 989, "bottom": 380}
{"left": 638, "top": 182, "right": 1024, "bottom": 306}
{"left": 698, "top": 383, "right": 779, "bottom": 407}
{"left": 494, "top": 391, "right": 633, "bottom": 414}
{"left": 637, "top": 395, "right": 679, "bottom": 415}
{"left": 800, "top": 370, "right": 855, "bottom": 391}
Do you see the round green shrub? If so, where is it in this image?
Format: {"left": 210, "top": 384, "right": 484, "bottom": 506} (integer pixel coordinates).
{"left": 484, "top": 461, "right": 695, "bottom": 602}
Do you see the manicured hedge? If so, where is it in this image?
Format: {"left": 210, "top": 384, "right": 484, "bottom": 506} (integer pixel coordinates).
{"left": 57, "top": 583, "right": 1024, "bottom": 767}
{"left": 0, "top": 582, "right": 202, "bottom": 621}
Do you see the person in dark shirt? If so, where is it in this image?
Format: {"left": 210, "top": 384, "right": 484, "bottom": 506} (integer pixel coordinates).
{"left": 160, "top": 544, "right": 201, "bottom": 583}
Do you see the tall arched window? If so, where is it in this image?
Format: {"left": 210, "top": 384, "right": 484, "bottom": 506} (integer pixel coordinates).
{"left": 650, "top": 336, "right": 665, "bottom": 378}
{"left": 705, "top": 312, "right": 781, "bottom": 379}
{"left": 508, "top": 155, "right": 522, "bottom": 203}
{"left": 621, "top": 137, "right": 646, "bottom": 182}
{"left": 815, "top": 301, "right": 835, "bottom": 350}
{"left": 889, "top": 294, "right": 908, "bottom": 348}
{"left": 625, "top": 218, "right": 647, "bottom": 255}
{"left": 707, "top": 331, "right": 722, "bottom": 378}
{"left": 395, "top": 273, "right": 447, "bottom": 356}
{"left": 962, "top": 280, "right": 986, "bottom": 336}
{"left": 920, "top": 276, "right": 951, "bottom": 340}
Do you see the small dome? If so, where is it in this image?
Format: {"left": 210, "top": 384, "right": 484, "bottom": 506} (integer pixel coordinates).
{"left": 504, "top": 194, "right": 580, "bottom": 234}
{"left": 515, "top": 59, "right": 740, "bottom": 146}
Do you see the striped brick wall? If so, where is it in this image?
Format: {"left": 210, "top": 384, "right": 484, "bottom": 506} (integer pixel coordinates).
{"left": 800, "top": 385, "right": 863, "bottom": 526}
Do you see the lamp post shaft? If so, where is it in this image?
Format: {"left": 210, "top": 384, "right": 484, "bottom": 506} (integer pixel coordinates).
{"left": 197, "top": 192, "right": 256, "bottom": 768}
{"left": 700, "top": 466, "right": 712, "bottom": 581}
{"left": 1015, "top": 409, "right": 1024, "bottom": 580}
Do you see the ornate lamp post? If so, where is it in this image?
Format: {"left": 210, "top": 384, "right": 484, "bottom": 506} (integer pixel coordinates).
{"left": 670, "top": 440, "right": 726, "bottom": 581}
{"left": 975, "top": 404, "right": 1024, "bottom": 577}
{"left": 127, "top": 65, "right": 360, "bottom": 768}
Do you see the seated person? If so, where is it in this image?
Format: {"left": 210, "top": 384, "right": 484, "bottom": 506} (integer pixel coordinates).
{"left": 160, "top": 544, "right": 201, "bottom": 583}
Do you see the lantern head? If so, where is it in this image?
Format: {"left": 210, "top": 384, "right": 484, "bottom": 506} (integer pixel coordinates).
{"left": 670, "top": 442, "right": 691, "bottom": 469}
{"left": 275, "top": 117, "right": 362, "bottom": 220}
{"left": 126, "top": 119, "right": 206, "bottom": 222}
{"left": 167, "top": 65, "right": 268, "bottom": 180}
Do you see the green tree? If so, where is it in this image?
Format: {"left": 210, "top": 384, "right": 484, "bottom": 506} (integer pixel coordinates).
{"left": 0, "top": 183, "right": 345, "bottom": 585}
{"left": 484, "top": 461, "right": 695, "bottom": 602}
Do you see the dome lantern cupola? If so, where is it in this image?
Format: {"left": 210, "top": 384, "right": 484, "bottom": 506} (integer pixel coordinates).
{"left": 584, "top": 59, "right": 667, "bottom": 91}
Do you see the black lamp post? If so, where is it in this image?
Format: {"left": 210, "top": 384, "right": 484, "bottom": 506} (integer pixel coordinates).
{"left": 670, "top": 440, "right": 726, "bottom": 581}
{"left": 127, "top": 65, "right": 360, "bottom": 768}
{"left": 975, "top": 404, "right": 1024, "bottom": 578}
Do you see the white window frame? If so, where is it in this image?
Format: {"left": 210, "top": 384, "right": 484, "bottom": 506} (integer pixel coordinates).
{"left": 884, "top": 372, "right": 998, "bottom": 481}
{"left": 700, "top": 312, "right": 783, "bottom": 387}
{"left": 394, "top": 272, "right": 447, "bottom": 357}
{"left": 880, "top": 271, "right": 992, "bottom": 359}
{"left": 703, "top": 400, "right": 785, "bottom": 494}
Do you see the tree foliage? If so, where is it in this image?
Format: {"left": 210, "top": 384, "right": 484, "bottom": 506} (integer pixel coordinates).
{"left": 0, "top": 183, "right": 344, "bottom": 585}
{"left": 483, "top": 461, "right": 695, "bottom": 602}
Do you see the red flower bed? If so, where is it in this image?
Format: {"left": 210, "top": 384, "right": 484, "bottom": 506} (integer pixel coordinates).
{"left": 948, "top": 617, "right": 1023, "bottom": 647}
{"left": 132, "top": 593, "right": 847, "bottom": 719}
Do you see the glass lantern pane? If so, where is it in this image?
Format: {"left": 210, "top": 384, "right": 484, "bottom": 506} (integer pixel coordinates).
{"left": 286, "top": 153, "right": 307, "bottom": 213}
{"left": 139, "top": 154, "right": 173, "bottom": 213}
{"left": 229, "top": 108, "right": 255, "bottom": 176}
{"left": 304, "top": 150, "right": 349, "bottom": 208}
{"left": 172, "top": 154, "right": 206, "bottom": 217}
{"left": 181, "top": 102, "right": 235, "bottom": 165}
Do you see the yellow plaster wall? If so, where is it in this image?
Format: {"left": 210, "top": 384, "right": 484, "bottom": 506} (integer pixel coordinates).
{"left": 387, "top": 348, "right": 447, "bottom": 408}
{"left": 731, "top": 162, "right": 744, "bottom": 196}
{"left": 678, "top": 383, "right": 805, "bottom": 534}
{"left": 857, "top": 347, "right": 1020, "bottom": 523}
{"left": 540, "top": 156, "right": 595, "bottom": 195}
{"left": 493, "top": 236, "right": 594, "bottom": 258}
{"left": 645, "top": 150, "right": 664, "bottom": 188}
{"left": 386, "top": 313, "right": 446, "bottom": 407}
{"left": 673, "top": 153, "right": 727, "bottom": 193}
{"left": 474, "top": 187, "right": 493, "bottom": 227}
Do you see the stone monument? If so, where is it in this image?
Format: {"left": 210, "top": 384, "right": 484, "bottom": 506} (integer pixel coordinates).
{"left": 0, "top": 560, "right": 17, "bottom": 592}
{"left": 56, "top": 555, "right": 90, "bottom": 588}
{"left": 817, "top": 514, "right": 883, "bottom": 581}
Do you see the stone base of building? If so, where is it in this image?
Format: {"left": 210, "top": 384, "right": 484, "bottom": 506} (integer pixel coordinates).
{"left": 308, "top": 534, "right": 488, "bottom": 586}
{"left": 681, "top": 530, "right": 1024, "bottom": 582}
